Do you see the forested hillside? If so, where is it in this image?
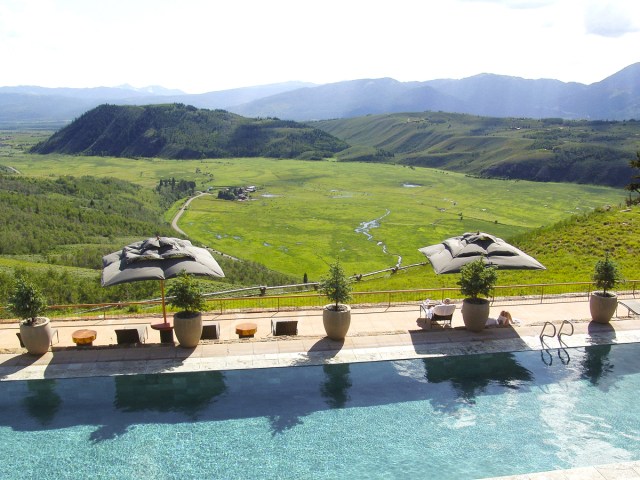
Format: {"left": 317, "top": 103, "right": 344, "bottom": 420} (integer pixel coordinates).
{"left": 0, "top": 175, "right": 173, "bottom": 259}
{"left": 314, "top": 112, "right": 639, "bottom": 187}
{"left": 30, "top": 103, "right": 349, "bottom": 160}
{"left": 0, "top": 173, "right": 299, "bottom": 309}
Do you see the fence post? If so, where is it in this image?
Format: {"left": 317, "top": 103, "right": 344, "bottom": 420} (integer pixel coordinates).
{"left": 540, "top": 285, "right": 544, "bottom": 303}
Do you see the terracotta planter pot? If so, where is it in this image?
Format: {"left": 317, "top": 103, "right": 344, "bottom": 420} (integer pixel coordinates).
{"left": 322, "top": 304, "right": 351, "bottom": 340}
{"left": 461, "top": 299, "right": 490, "bottom": 332}
{"left": 589, "top": 292, "right": 618, "bottom": 324}
{"left": 19, "top": 317, "right": 53, "bottom": 355}
{"left": 173, "top": 312, "right": 203, "bottom": 348}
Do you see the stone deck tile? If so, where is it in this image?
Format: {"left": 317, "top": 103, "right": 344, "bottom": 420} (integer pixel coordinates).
{"left": 198, "top": 343, "right": 231, "bottom": 357}
{"left": 274, "top": 339, "right": 307, "bottom": 353}
{"left": 226, "top": 341, "right": 258, "bottom": 356}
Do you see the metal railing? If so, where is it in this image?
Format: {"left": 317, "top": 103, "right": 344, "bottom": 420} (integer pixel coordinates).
{"left": 1, "top": 279, "right": 639, "bottom": 322}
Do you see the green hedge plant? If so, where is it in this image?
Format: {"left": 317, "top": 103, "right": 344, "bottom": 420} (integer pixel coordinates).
{"left": 320, "top": 260, "right": 352, "bottom": 311}
{"left": 168, "top": 271, "right": 206, "bottom": 315}
{"left": 593, "top": 253, "right": 622, "bottom": 297}
{"left": 8, "top": 276, "right": 47, "bottom": 325}
{"left": 458, "top": 258, "right": 498, "bottom": 303}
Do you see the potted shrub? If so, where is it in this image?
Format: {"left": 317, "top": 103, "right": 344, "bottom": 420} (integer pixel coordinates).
{"left": 590, "top": 253, "right": 622, "bottom": 324}
{"left": 320, "top": 260, "right": 352, "bottom": 340}
{"left": 168, "top": 271, "right": 206, "bottom": 348}
{"left": 458, "top": 258, "right": 498, "bottom": 332}
{"left": 8, "top": 276, "right": 53, "bottom": 355}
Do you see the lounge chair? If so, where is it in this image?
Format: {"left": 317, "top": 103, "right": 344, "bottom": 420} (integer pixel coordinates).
{"left": 429, "top": 304, "right": 456, "bottom": 328}
{"left": 618, "top": 300, "right": 640, "bottom": 317}
{"left": 201, "top": 321, "right": 221, "bottom": 340}
{"left": 115, "top": 326, "right": 148, "bottom": 345}
{"left": 271, "top": 319, "right": 298, "bottom": 336}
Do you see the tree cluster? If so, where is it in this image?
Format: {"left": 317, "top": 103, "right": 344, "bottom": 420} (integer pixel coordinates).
{"left": 156, "top": 178, "right": 197, "bottom": 206}
{"left": 217, "top": 187, "right": 245, "bottom": 201}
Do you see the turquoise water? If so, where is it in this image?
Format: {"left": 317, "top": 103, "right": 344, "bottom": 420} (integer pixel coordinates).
{"left": 0, "top": 343, "right": 639, "bottom": 479}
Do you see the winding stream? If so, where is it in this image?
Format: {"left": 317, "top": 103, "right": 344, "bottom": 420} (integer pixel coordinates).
{"left": 354, "top": 210, "right": 402, "bottom": 267}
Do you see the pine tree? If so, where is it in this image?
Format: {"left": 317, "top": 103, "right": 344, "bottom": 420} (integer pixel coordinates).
{"left": 625, "top": 151, "right": 640, "bottom": 204}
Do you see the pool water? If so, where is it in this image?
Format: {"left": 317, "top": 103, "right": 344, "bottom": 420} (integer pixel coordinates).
{"left": 0, "top": 343, "right": 639, "bottom": 479}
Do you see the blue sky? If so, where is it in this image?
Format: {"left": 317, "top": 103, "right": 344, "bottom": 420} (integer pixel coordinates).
{"left": 1, "top": 0, "right": 639, "bottom": 93}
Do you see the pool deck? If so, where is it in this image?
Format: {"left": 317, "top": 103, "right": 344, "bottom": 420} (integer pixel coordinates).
{"left": 1, "top": 298, "right": 639, "bottom": 480}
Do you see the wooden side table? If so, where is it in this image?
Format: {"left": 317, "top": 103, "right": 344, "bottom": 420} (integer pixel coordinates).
{"left": 235, "top": 322, "right": 257, "bottom": 338}
{"left": 72, "top": 329, "right": 97, "bottom": 347}
{"left": 151, "top": 322, "right": 174, "bottom": 343}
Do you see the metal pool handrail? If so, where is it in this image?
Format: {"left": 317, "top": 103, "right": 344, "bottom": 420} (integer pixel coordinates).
{"left": 558, "top": 320, "right": 574, "bottom": 339}
{"left": 540, "top": 321, "right": 557, "bottom": 341}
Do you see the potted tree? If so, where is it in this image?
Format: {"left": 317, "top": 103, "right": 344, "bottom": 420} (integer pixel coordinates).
{"left": 168, "top": 271, "right": 206, "bottom": 348}
{"left": 458, "top": 258, "right": 498, "bottom": 332}
{"left": 320, "top": 260, "right": 352, "bottom": 340}
{"left": 8, "top": 276, "right": 53, "bottom": 355}
{"left": 590, "top": 253, "right": 622, "bottom": 324}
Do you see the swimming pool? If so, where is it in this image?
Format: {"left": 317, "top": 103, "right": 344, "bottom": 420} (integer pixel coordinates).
{"left": 0, "top": 343, "right": 638, "bottom": 479}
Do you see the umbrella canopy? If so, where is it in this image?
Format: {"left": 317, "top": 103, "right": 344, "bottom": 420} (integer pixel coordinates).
{"left": 102, "top": 236, "right": 224, "bottom": 287}
{"left": 419, "top": 231, "right": 545, "bottom": 274}
{"left": 101, "top": 236, "right": 224, "bottom": 322}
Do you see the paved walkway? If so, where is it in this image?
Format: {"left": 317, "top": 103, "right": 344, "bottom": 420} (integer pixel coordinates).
{"left": 1, "top": 299, "right": 639, "bottom": 480}
{"left": 1, "top": 299, "right": 639, "bottom": 379}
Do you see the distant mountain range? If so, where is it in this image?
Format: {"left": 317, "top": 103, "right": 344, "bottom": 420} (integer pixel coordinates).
{"left": 1, "top": 63, "right": 639, "bottom": 126}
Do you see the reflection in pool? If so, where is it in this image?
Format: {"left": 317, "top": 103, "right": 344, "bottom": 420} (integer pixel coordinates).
{"left": 0, "top": 344, "right": 638, "bottom": 479}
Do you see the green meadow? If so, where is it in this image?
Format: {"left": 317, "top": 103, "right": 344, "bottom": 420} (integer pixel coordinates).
{"left": 178, "top": 159, "right": 625, "bottom": 285}
{"left": 2, "top": 141, "right": 626, "bottom": 291}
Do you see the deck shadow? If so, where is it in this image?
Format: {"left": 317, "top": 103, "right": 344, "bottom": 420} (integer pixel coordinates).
{"left": 289, "top": 337, "right": 345, "bottom": 366}
{"left": 408, "top": 325, "right": 531, "bottom": 356}
{"left": 586, "top": 321, "right": 617, "bottom": 344}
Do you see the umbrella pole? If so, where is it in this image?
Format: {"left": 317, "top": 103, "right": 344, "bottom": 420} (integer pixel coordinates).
{"left": 160, "top": 279, "right": 168, "bottom": 324}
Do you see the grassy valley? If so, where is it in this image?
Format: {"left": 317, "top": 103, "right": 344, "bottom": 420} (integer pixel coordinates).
{"left": 175, "top": 159, "right": 627, "bottom": 287}
{"left": 0, "top": 125, "right": 637, "bottom": 308}
{"left": 315, "top": 112, "right": 640, "bottom": 187}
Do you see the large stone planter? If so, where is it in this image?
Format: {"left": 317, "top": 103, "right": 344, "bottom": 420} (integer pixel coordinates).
{"left": 20, "top": 317, "right": 53, "bottom": 355}
{"left": 461, "top": 299, "right": 490, "bottom": 332}
{"left": 589, "top": 292, "right": 618, "bottom": 324}
{"left": 173, "top": 312, "right": 203, "bottom": 348}
{"left": 322, "top": 304, "right": 351, "bottom": 340}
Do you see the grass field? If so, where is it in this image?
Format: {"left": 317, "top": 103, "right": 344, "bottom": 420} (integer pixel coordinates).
{"left": 176, "top": 159, "right": 624, "bottom": 284}
{"left": 0, "top": 135, "right": 629, "bottom": 292}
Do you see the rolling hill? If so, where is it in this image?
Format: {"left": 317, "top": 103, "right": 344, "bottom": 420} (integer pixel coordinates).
{"left": 30, "top": 103, "right": 349, "bottom": 160}
{"left": 313, "top": 111, "right": 639, "bottom": 188}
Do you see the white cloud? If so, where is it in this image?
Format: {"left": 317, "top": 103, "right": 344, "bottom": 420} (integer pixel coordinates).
{"left": 584, "top": 0, "right": 640, "bottom": 37}
{"left": 458, "top": 0, "right": 555, "bottom": 8}
{"left": 0, "top": 0, "right": 639, "bottom": 91}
